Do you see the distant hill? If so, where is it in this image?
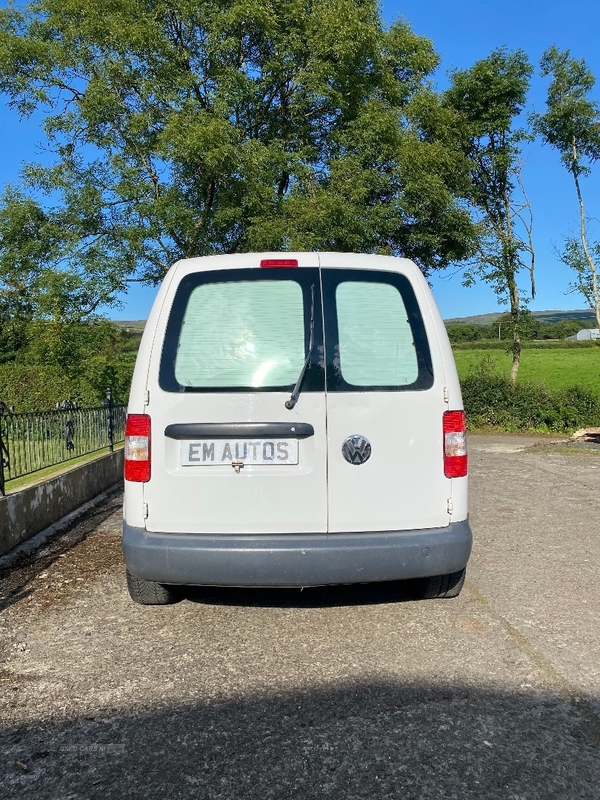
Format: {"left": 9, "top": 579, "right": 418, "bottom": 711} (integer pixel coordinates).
{"left": 110, "top": 312, "right": 597, "bottom": 331}
{"left": 444, "top": 309, "right": 597, "bottom": 326}
{"left": 112, "top": 320, "right": 146, "bottom": 333}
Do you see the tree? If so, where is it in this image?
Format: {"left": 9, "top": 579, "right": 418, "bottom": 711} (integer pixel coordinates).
{"left": 444, "top": 48, "right": 535, "bottom": 382}
{"left": 0, "top": 0, "right": 477, "bottom": 307}
{"left": 26, "top": 319, "right": 137, "bottom": 401}
{"left": 3, "top": 317, "right": 139, "bottom": 406}
{"left": 445, "top": 323, "right": 484, "bottom": 343}
{"left": 492, "top": 309, "right": 540, "bottom": 341}
{"left": 559, "top": 237, "right": 600, "bottom": 316}
{"left": 541, "top": 318, "right": 589, "bottom": 340}
{"left": 533, "top": 46, "right": 600, "bottom": 331}
{"left": 0, "top": 291, "right": 30, "bottom": 364}
{"left": 0, "top": 186, "right": 124, "bottom": 334}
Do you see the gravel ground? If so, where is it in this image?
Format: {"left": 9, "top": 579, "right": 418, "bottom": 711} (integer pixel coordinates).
{"left": 0, "top": 434, "right": 599, "bottom": 800}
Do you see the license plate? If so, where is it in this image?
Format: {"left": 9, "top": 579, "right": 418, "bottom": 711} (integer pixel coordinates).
{"left": 180, "top": 439, "right": 299, "bottom": 466}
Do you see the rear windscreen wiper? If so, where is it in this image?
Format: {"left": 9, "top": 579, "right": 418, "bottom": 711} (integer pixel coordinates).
{"left": 285, "top": 284, "right": 315, "bottom": 410}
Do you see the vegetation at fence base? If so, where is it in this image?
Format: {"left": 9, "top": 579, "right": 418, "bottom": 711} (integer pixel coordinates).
{"left": 462, "top": 358, "right": 600, "bottom": 432}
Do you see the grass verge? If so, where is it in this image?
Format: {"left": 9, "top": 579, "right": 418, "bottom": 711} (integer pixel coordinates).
{"left": 3, "top": 444, "right": 123, "bottom": 495}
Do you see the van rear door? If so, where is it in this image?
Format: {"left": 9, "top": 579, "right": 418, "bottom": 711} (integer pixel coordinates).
{"left": 144, "top": 258, "right": 327, "bottom": 535}
{"left": 321, "top": 261, "right": 450, "bottom": 533}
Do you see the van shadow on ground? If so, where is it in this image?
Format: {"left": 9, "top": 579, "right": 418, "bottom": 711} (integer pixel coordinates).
{"left": 2, "top": 680, "right": 599, "bottom": 800}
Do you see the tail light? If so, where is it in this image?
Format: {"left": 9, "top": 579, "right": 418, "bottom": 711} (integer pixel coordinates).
{"left": 443, "top": 410, "right": 467, "bottom": 478}
{"left": 124, "top": 414, "right": 151, "bottom": 482}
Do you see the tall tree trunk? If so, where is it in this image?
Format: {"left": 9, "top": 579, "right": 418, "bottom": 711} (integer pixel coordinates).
{"left": 504, "top": 190, "right": 521, "bottom": 383}
{"left": 572, "top": 138, "right": 600, "bottom": 330}
{"left": 508, "top": 274, "right": 521, "bottom": 383}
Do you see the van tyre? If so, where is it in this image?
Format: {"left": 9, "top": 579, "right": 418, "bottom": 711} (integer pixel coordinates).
{"left": 419, "top": 568, "right": 466, "bottom": 599}
{"left": 126, "top": 569, "right": 179, "bottom": 605}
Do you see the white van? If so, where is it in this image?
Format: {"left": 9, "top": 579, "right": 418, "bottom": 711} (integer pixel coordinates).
{"left": 122, "top": 252, "right": 471, "bottom": 604}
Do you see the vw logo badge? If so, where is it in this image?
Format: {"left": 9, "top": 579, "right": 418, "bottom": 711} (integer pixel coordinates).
{"left": 342, "top": 434, "right": 372, "bottom": 465}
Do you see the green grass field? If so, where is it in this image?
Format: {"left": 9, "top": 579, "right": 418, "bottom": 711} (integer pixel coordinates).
{"left": 453, "top": 347, "right": 600, "bottom": 394}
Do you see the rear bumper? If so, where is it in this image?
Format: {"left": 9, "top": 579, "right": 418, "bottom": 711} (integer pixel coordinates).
{"left": 122, "top": 520, "right": 472, "bottom": 588}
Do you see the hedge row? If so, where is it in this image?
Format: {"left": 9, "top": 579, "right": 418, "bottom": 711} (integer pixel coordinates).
{"left": 461, "top": 373, "right": 600, "bottom": 432}
{"left": 0, "top": 359, "right": 135, "bottom": 412}
{"left": 452, "top": 339, "right": 600, "bottom": 351}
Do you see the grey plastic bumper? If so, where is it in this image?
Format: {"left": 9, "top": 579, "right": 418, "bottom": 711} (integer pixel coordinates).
{"left": 122, "top": 520, "right": 472, "bottom": 588}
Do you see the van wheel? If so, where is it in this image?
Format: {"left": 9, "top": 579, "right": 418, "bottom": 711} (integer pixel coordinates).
{"left": 126, "top": 569, "right": 179, "bottom": 605}
{"left": 418, "top": 568, "right": 466, "bottom": 599}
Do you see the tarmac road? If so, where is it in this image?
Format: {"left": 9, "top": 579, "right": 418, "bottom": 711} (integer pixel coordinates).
{"left": 0, "top": 434, "right": 599, "bottom": 800}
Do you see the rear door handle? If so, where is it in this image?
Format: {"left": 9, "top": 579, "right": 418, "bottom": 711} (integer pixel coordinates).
{"left": 164, "top": 422, "right": 315, "bottom": 439}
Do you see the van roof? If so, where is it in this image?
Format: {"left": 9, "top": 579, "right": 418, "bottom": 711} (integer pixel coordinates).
{"left": 168, "top": 252, "right": 420, "bottom": 278}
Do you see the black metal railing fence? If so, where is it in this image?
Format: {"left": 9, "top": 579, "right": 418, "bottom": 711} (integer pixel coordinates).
{"left": 0, "top": 389, "right": 126, "bottom": 495}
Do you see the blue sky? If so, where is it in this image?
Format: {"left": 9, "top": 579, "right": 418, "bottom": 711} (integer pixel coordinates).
{"left": 385, "top": 0, "right": 600, "bottom": 319}
{"left": 1, "top": 0, "right": 599, "bottom": 320}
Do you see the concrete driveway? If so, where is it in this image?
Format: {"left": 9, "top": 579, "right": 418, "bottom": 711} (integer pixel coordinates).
{"left": 0, "top": 435, "right": 599, "bottom": 799}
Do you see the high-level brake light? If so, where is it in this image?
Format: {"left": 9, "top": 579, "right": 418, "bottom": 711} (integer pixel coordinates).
{"left": 260, "top": 259, "right": 299, "bottom": 268}
{"left": 124, "top": 414, "right": 151, "bottom": 482}
{"left": 443, "top": 410, "right": 468, "bottom": 478}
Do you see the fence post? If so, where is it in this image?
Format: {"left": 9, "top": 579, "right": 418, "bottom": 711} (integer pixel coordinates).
{"left": 57, "top": 399, "right": 77, "bottom": 454}
{"left": 105, "top": 388, "right": 114, "bottom": 453}
{"left": 0, "top": 401, "right": 9, "bottom": 496}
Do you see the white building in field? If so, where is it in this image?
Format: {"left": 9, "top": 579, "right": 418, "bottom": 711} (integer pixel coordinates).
{"left": 566, "top": 328, "right": 600, "bottom": 340}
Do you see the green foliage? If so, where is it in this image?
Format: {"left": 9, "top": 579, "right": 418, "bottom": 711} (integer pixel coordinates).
{"left": 445, "top": 323, "right": 486, "bottom": 343}
{"left": 533, "top": 47, "right": 600, "bottom": 329}
{"left": 559, "top": 236, "right": 600, "bottom": 311}
{"left": 535, "top": 317, "right": 589, "bottom": 339}
{"left": 452, "top": 339, "right": 599, "bottom": 351}
{"left": 0, "top": 359, "right": 136, "bottom": 411}
{"left": 0, "top": 188, "right": 125, "bottom": 323}
{"left": 444, "top": 49, "right": 533, "bottom": 206}
{"left": 0, "top": 320, "right": 137, "bottom": 410}
{"left": 0, "top": 0, "right": 478, "bottom": 307}
{"left": 462, "top": 361, "right": 600, "bottom": 432}
{"left": 0, "top": 364, "right": 86, "bottom": 411}
{"left": 445, "top": 316, "right": 589, "bottom": 344}
{"left": 0, "top": 297, "right": 30, "bottom": 364}
{"left": 444, "top": 48, "right": 535, "bottom": 377}
{"left": 534, "top": 46, "right": 600, "bottom": 177}
{"left": 488, "top": 309, "right": 540, "bottom": 340}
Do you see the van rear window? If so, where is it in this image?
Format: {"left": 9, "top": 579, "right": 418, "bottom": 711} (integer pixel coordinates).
{"left": 159, "top": 269, "right": 322, "bottom": 393}
{"left": 336, "top": 282, "right": 419, "bottom": 386}
{"left": 175, "top": 281, "right": 303, "bottom": 388}
{"left": 322, "top": 269, "right": 433, "bottom": 392}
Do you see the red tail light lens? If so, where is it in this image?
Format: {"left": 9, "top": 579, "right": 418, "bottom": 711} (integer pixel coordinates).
{"left": 260, "top": 259, "right": 299, "bottom": 268}
{"left": 124, "top": 414, "right": 151, "bottom": 482}
{"left": 443, "top": 410, "right": 467, "bottom": 478}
